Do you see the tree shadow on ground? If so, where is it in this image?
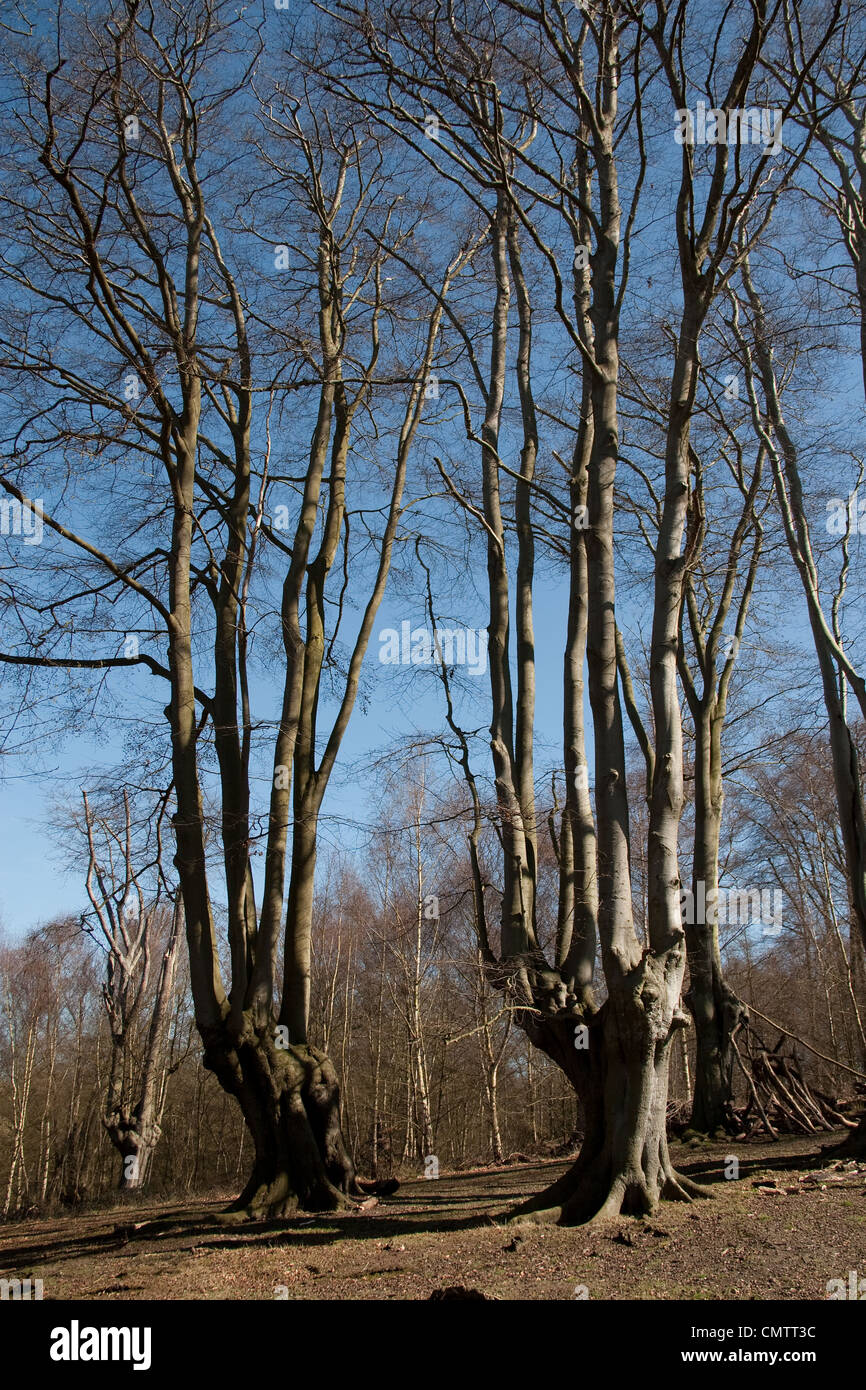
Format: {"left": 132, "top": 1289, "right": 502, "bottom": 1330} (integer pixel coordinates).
{"left": 0, "top": 1133, "right": 854, "bottom": 1277}
{"left": 0, "top": 1176, "right": 515, "bottom": 1274}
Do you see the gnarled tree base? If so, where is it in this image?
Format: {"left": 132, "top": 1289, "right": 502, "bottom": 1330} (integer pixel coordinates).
{"left": 507, "top": 950, "right": 711, "bottom": 1226}
{"left": 203, "top": 1023, "right": 363, "bottom": 1221}
{"left": 509, "top": 1137, "right": 709, "bottom": 1227}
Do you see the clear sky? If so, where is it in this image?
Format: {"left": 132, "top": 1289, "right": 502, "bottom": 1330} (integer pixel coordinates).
{"left": 1, "top": 0, "right": 862, "bottom": 946}
{"left": 0, "top": 568, "right": 573, "bottom": 938}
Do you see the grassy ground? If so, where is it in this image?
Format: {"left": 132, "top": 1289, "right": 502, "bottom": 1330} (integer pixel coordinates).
{"left": 1, "top": 1132, "right": 864, "bottom": 1300}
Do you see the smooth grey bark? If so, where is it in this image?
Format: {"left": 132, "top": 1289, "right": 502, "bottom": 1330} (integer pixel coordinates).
{"left": 0, "top": 9, "right": 456, "bottom": 1217}
{"left": 737, "top": 256, "right": 866, "bottom": 1152}
{"left": 677, "top": 447, "right": 764, "bottom": 1133}
{"left": 512, "top": 5, "right": 700, "bottom": 1223}
{"left": 558, "top": 121, "right": 599, "bottom": 1002}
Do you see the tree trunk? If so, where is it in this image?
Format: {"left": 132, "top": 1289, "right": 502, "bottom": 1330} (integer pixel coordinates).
{"left": 114, "top": 1126, "right": 159, "bottom": 1192}
{"left": 203, "top": 1027, "right": 358, "bottom": 1220}
{"left": 685, "top": 715, "right": 745, "bottom": 1134}
{"left": 512, "top": 967, "right": 704, "bottom": 1224}
{"left": 686, "top": 944, "right": 743, "bottom": 1136}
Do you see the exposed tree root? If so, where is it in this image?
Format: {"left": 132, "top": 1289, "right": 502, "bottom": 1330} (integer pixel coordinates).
{"left": 215, "top": 1170, "right": 352, "bottom": 1225}
{"left": 499, "top": 948, "right": 709, "bottom": 1227}
{"left": 509, "top": 1143, "right": 712, "bottom": 1227}
{"left": 203, "top": 1023, "right": 368, "bottom": 1221}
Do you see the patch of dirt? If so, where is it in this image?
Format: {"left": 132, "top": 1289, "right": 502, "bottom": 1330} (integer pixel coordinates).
{"left": 1, "top": 1133, "right": 863, "bottom": 1300}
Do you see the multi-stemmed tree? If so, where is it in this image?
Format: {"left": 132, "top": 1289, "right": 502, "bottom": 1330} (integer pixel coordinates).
{"left": 321, "top": 0, "right": 846, "bottom": 1218}
{"left": 0, "top": 0, "right": 861, "bottom": 1224}
{"left": 0, "top": 0, "right": 467, "bottom": 1216}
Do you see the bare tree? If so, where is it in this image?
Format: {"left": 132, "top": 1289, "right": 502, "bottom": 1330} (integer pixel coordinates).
{"left": 321, "top": 0, "right": 838, "bottom": 1221}
{"left": 77, "top": 790, "right": 182, "bottom": 1189}
{"left": 733, "top": 250, "right": 866, "bottom": 1151}
{"left": 0, "top": 1, "right": 465, "bottom": 1216}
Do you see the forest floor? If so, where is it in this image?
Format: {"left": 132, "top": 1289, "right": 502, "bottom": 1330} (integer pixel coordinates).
{"left": 1, "top": 1131, "right": 864, "bottom": 1301}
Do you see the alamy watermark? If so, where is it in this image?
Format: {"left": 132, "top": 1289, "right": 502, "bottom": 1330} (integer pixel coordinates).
{"left": 0, "top": 1276, "right": 43, "bottom": 1300}
{"left": 827, "top": 1269, "right": 866, "bottom": 1299}
{"left": 379, "top": 622, "right": 488, "bottom": 676}
{"left": 674, "top": 102, "right": 783, "bottom": 155}
{"left": 681, "top": 881, "right": 783, "bottom": 937}
{"left": 49, "top": 1322, "right": 151, "bottom": 1370}
{"left": 0, "top": 495, "right": 43, "bottom": 545}
{"left": 826, "top": 490, "right": 866, "bottom": 535}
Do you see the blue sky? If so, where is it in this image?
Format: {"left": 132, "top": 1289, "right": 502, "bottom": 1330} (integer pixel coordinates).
{"left": 0, "top": 561, "right": 573, "bottom": 936}
{"left": 1, "top": 0, "right": 864, "bottom": 947}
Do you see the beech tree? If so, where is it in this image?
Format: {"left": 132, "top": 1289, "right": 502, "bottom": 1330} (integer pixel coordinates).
{"left": 619, "top": 354, "right": 771, "bottom": 1135}
{"left": 742, "top": 1, "right": 866, "bottom": 1148}
{"left": 1, "top": 0, "right": 863, "bottom": 1228}
{"left": 320, "top": 0, "right": 846, "bottom": 1220}
{"left": 0, "top": 0, "right": 466, "bottom": 1216}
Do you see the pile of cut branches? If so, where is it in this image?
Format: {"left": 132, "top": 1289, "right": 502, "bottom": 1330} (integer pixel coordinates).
{"left": 731, "top": 1020, "right": 856, "bottom": 1138}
